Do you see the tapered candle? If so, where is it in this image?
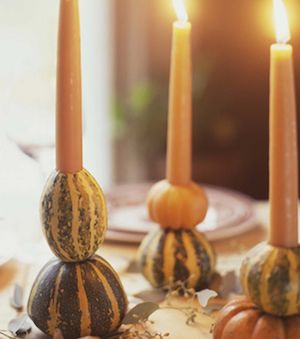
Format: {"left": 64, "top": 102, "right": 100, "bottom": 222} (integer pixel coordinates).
{"left": 269, "top": 0, "right": 298, "bottom": 247}
{"left": 166, "top": 0, "right": 192, "bottom": 185}
{"left": 56, "top": 0, "right": 83, "bottom": 173}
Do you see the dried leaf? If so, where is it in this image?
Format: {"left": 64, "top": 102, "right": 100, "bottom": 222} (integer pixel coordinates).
{"left": 128, "top": 295, "right": 144, "bottom": 308}
{"left": 134, "top": 289, "right": 165, "bottom": 303}
{"left": 53, "top": 328, "right": 64, "bottom": 339}
{"left": 196, "top": 289, "right": 218, "bottom": 308}
{"left": 202, "top": 303, "right": 224, "bottom": 315}
{"left": 122, "top": 302, "right": 160, "bottom": 325}
{"left": 10, "top": 284, "right": 23, "bottom": 311}
{"left": 125, "top": 260, "right": 140, "bottom": 274}
{"left": 8, "top": 314, "right": 32, "bottom": 337}
{"left": 219, "top": 270, "right": 242, "bottom": 298}
{"left": 208, "top": 272, "right": 223, "bottom": 292}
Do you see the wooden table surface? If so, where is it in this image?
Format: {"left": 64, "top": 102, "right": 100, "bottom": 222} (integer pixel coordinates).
{"left": 0, "top": 202, "right": 269, "bottom": 339}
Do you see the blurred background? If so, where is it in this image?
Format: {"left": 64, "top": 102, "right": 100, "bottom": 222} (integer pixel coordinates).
{"left": 1, "top": 0, "right": 300, "bottom": 244}
{"left": 112, "top": 0, "right": 300, "bottom": 198}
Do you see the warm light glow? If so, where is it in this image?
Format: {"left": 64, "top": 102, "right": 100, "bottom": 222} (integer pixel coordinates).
{"left": 172, "top": 0, "right": 188, "bottom": 22}
{"left": 273, "top": 0, "right": 290, "bottom": 43}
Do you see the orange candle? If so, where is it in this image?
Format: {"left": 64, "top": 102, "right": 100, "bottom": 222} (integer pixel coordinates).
{"left": 56, "top": 0, "right": 83, "bottom": 173}
{"left": 269, "top": 0, "right": 298, "bottom": 247}
{"left": 166, "top": 0, "right": 192, "bottom": 185}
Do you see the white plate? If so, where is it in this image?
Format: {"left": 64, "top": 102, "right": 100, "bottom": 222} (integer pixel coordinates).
{"left": 106, "top": 183, "right": 258, "bottom": 243}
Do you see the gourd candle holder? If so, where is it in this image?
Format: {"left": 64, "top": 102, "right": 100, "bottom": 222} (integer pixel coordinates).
{"left": 137, "top": 0, "right": 216, "bottom": 291}
{"left": 214, "top": 1, "right": 299, "bottom": 336}
{"left": 27, "top": 1, "right": 127, "bottom": 338}
{"left": 240, "top": 242, "right": 300, "bottom": 316}
{"left": 138, "top": 180, "right": 216, "bottom": 290}
{"left": 27, "top": 169, "right": 128, "bottom": 338}
{"left": 213, "top": 244, "right": 300, "bottom": 339}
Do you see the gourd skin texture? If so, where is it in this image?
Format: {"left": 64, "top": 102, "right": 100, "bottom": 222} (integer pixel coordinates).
{"left": 240, "top": 242, "right": 300, "bottom": 316}
{"left": 27, "top": 255, "right": 128, "bottom": 339}
{"left": 147, "top": 180, "right": 208, "bottom": 229}
{"left": 138, "top": 227, "right": 216, "bottom": 290}
{"left": 41, "top": 169, "right": 107, "bottom": 262}
{"left": 213, "top": 297, "right": 300, "bottom": 339}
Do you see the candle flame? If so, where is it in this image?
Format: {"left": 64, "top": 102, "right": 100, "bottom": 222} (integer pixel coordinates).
{"left": 172, "top": 0, "right": 188, "bottom": 22}
{"left": 273, "top": 0, "right": 290, "bottom": 43}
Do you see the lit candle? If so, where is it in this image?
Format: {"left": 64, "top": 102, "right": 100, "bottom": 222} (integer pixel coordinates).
{"left": 166, "top": 0, "right": 192, "bottom": 185}
{"left": 269, "top": 0, "right": 298, "bottom": 247}
{"left": 56, "top": 0, "right": 83, "bottom": 173}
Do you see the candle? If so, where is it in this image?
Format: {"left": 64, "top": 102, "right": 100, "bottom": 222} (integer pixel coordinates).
{"left": 269, "top": 0, "right": 298, "bottom": 247}
{"left": 56, "top": 0, "right": 83, "bottom": 173}
{"left": 166, "top": 0, "right": 192, "bottom": 185}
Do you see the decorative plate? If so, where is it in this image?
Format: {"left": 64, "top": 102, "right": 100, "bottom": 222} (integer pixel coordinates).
{"left": 106, "top": 183, "right": 258, "bottom": 243}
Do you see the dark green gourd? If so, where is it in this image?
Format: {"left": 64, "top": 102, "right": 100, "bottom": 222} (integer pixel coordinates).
{"left": 28, "top": 255, "right": 128, "bottom": 339}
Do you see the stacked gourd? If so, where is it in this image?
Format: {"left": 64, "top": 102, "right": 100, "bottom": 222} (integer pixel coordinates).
{"left": 27, "top": 1, "right": 127, "bottom": 338}
{"left": 137, "top": 9, "right": 216, "bottom": 289}
{"left": 213, "top": 1, "right": 300, "bottom": 336}
{"left": 138, "top": 180, "right": 216, "bottom": 290}
{"left": 213, "top": 241, "right": 300, "bottom": 339}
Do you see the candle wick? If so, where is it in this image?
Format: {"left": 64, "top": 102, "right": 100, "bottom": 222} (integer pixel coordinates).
{"left": 172, "top": 0, "right": 188, "bottom": 23}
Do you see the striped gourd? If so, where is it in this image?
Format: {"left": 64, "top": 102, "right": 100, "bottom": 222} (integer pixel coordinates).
{"left": 138, "top": 227, "right": 216, "bottom": 290}
{"left": 41, "top": 169, "right": 107, "bottom": 262}
{"left": 27, "top": 255, "right": 128, "bottom": 339}
{"left": 240, "top": 242, "right": 300, "bottom": 316}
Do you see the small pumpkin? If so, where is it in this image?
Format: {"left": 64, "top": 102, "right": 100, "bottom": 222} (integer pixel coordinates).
{"left": 240, "top": 242, "right": 300, "bottom": 316}
{"left": 41, "top": 169, "right": 107, "bottom": 262}
{"left": 147, "top": 179, "right": 208, "bottom": 229}
{"left": 27, "top": 255, "right": 128, "bottom": 339}
{"left": 138, "top": 227, "right": 216, "bottom": 290}
{"left": 213, "top": 297, "right": 300, "bottom": 339}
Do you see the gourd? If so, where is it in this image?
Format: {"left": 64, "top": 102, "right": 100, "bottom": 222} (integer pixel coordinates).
{"left": 147, "top": 180, "right": 208, "bottom": 229}
{"left": 240, "top": 242, "right": 300, "bottom": 316}
{"left": 138, "top": 227, "right": 216, "bottom": 290}
{"left": 41, "top": 169, "right": 107, "bottom": 262}
{"left": 213, "top": 297, "right": 300, "bottom": 339}
{"left": 138, "top": 177, "right": 216, "bottom": 289}
{"left": 28, "top": 255, "right": 128, "bottom": 339}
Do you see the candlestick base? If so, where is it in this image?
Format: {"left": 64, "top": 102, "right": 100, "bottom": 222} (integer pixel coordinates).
{"left": 240, "top": 242, "right": 300, "bottom": 316}
{"left": 27, "top": 255, "right": 128, "bottom": 338}
{"left": 213, "top": 297, "right": 300, "bottom": 339}
{"left": 137, "top": 227, "right": 216, "bottom": 291}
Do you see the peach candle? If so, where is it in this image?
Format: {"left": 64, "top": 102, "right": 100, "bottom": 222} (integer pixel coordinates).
{"left": 56, "top": 0, "right": 83, "bottom": 173}
{"left": 166, "top": 0, "right": 192, "bottom": 185}
{"left": 269, "top": 0, "right": 298, "bottom": 247}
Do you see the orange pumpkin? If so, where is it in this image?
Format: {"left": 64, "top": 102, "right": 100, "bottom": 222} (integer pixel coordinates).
{"left": 147, "top": 180, "right": 208, "bottom": 229}
{"left": 213, "top": 297, "right": 300, "bottom": 339}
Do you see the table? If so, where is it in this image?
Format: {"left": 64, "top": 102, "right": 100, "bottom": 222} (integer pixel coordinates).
{"left": 0, "top": 202, "right": 269, "bottom": 339}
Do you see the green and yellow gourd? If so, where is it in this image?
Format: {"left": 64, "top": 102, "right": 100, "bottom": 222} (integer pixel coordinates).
{"left": 28, "top": 255, "right": 128, "bottom": 339}
{"left": 240, "top": 242, "right": 300, "bottom": 316}
{"left": 41, "top": 169, "right": 107, "bottom": 262}
{"left": 138, "top": 227, "right": 216, "bottom": 290}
